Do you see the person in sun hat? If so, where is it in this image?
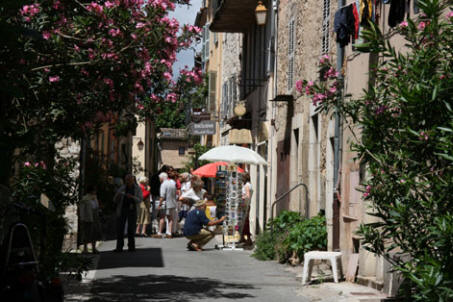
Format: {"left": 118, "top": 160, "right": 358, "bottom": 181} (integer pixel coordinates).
{"left": 183, "top": 199, "right": 225, "bottom": 251}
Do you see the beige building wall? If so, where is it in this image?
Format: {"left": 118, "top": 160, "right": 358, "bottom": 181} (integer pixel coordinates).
{"left": 338, "top": 0, "right": 419, "bottom": 292}
{"left": 270, "top": 0, "right": 338, "bottom": 222}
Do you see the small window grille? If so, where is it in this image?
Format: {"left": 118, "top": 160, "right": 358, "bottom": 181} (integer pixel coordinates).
{"left": 287, "top": 19, "right": 296, "bottom": 92}
{"left": 321, "top": 0, "right": 331, "bottom": 54}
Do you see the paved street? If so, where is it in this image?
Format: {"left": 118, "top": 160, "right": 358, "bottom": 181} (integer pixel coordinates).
{"left": 69, "top": 237, "right": 308, "bottom": 302}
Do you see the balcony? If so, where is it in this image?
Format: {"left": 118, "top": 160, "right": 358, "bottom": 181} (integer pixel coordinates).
{"left": 209, "top": 0, "right": 259, "bottom": 32}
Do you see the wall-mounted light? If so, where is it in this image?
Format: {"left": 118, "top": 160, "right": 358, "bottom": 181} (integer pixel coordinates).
{"left": 255, "top": 1, "right": 268, "bottom": 26}
{"left": 137, "top": 139, "right": 144, "bottom": 151}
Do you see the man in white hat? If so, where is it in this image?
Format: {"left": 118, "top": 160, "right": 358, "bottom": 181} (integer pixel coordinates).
{"left": 183, "top": 199, "right": 225, "bottom": 251}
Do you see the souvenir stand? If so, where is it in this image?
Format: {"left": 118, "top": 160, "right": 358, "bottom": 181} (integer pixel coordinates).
{"left": 215, "top": 166, "right": 246, "bottom": 250}
{"left": 199, "top": 145, "right": 268, "bottom": 251}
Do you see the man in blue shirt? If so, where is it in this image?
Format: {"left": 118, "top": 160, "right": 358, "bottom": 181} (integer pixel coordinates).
{"left": 184, "top": 199, "right": 225, "bottom": 251}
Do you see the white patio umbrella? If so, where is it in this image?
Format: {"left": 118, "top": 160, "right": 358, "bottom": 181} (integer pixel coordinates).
{"left": 199, "top": 145, "right": 267, "bottom": 165}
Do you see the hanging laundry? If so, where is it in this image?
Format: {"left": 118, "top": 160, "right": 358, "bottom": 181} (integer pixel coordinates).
{"left": 352, "top": 3, "right": 360, "bottom": 39}
{"left": 360, "top": 0, "right": 373, "bottom": 26}
{"left": 388, "top": 0, "right": 406, "bottom": 27}
{"left": 334, "top": 4, "right": 356, "bottom": 47}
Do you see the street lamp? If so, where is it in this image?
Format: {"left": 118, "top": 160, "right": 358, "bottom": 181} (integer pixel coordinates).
{"left": 255, "top": 1, "right": 268, "bottom": 26}
{"left": 137, "top": 138, "right": 144, "bottom": 151}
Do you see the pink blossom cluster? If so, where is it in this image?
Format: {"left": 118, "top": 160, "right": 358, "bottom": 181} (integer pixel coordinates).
{"left": 323, "top": 67, "right": 340, "bottom": 80}
{"left": 24, "top": 161, "right": 47, "bottom": 169}
{"left": 180, "top": 67, "right": 203, "bottom": 85}
{"left": 150, "top": 0, "right": 176, "bottom": 11}
{"left": 49, "top": 75, "right": 60, "bottom": 83}
{"left": 448, "top": 11, "right": 453, "bottom": 19}
{"left": 20, "top": 3, "right": 41, "bottom": 22}
{"left": 399, "top": 21, "right": 408, "bottom": 29}
{"left": 166, "top": 92, "right": 178, "bottom": 103}
{"left": 183, "top": 25, "right": 202, "bottom": 34}
{"left": 419, "top": 131, "right": 429, "bottom": 141}
{"left": 86, "top": 2, "right": 104, "bottom": 14}
{"left": 363, "top": 185, "right": 371, "bottom": 198}
{"left": 319, "top": 54, "right": 330, "bottom": 64}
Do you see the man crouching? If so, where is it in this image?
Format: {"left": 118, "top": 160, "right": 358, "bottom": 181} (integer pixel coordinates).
{"left": 183, "top": 199, "right": 225, "bottom": 251}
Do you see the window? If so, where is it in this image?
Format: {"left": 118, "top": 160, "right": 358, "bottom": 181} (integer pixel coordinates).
{"left": 178, "top": 147, "right": 185, "bottom": 156}
{"left": 287, "top": 18, "right": 296, "bottom": 92}
{"left": 321, "top": 0, "right": 331, "bottom": 54}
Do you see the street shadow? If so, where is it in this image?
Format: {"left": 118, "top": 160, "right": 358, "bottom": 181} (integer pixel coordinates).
{"left": 87, "top": 274, "right": 255, "bottom": 301}
{"left": 97, "top": 248, "right": 164, "bottom": 269}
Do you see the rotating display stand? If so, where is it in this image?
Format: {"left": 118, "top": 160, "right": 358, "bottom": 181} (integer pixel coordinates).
{"left": 222, "top": 170, "right": 244, "bottom": 250}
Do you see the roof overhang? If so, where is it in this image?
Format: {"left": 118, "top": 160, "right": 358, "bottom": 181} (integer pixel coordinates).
{"left": 195, "top": 7, "right": 207, "bottom": 27}
{"left": 209, "top": 0, "right": 259, "bottom": 33}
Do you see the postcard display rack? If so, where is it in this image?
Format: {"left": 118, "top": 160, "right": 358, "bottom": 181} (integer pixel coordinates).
{"left": 224, "top": 171, "right": 244, "bottom": 250}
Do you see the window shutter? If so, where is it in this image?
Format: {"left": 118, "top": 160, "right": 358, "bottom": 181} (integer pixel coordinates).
{"left": 321, "top": 0, "right": 331, "bottom": 54}
{"left": 208, "top": 71, "right": 217, "bottom": 113}
{"left": 205, "top": 24, "right": 210, "bottom": 61}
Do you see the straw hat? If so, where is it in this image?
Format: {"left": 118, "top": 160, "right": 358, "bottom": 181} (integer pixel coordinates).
{"left": 194, "top": 199, "right": 207, "bottom": 208}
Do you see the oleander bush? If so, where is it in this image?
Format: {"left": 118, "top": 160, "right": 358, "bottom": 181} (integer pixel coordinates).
{"left": 295, "top": 1, "right": 453, "bottom": 300}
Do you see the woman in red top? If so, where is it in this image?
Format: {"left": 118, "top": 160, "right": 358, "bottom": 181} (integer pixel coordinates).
{"left": 136, "top": 176, "right": 151, "bottom": 237}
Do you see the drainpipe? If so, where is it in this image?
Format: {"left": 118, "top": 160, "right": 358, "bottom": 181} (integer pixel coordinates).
{"left": 333, "top": 0, "right": 345, "bottom": 195}
{"left": 332, "top": 0, "right": 345, "bottom": 252}
{"left": 267, "top": 0, "right": 279, "bottom": 227}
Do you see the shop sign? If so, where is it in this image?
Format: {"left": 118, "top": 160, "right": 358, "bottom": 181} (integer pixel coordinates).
{"left": 189, "top": 121, "right": 216, "bottom": 135}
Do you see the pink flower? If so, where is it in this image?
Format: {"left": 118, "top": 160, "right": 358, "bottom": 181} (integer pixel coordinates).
{"left": 74, "top": 44, "right": 80, "bottom": 52}
{"left": 399, "top": 21, "right": 408, "bottom": 28}
{"left": 447, "top": 11, "right": 453, "bottom": 19}
{"left": 319, "top": 54, "right": 329, "bottom": 64}
{"left": 24, "top": 162, "right": 31, "bottom": 167}
{"left": 399, "top": 179, "right": 406, "bottom": 184}
{"left": 42, "top": 31, "right": 51, "bottom": 40}
{"left": 418, "top": 21, "right": 426, "bottom": 30}
{"left": 163, "top": 72, "right": 172, "bottom": 81}
{"left": 136, "top": 22, "right": 146, "bottom": 29}
{"left": 295, "top": 80, "right": 303, "bottom": 93}
{"left": 329, "top": 86, "right": 337, "bottom": 94}
{"left": 131, "top": 33, "right": 137, "bottom": 40}
{"left": 108, "top": 28, "right": 120, "bottom": 37}
{"left": 104, "top": 1, "right": 115, "bottom": 8}
{"left": 49, "top": 75, "right": 60, "bottom": 82}
{"left": 53, "top": 0, "right": 61, "bottom": 10}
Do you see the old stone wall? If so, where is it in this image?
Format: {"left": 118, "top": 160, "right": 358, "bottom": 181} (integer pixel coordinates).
{"left": 272, "top": 0, "right": 338, "bottom": 218}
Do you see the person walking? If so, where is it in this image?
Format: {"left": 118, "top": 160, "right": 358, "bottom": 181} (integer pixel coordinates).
{"left": 153, "top": 171, "right": 177, "bottom": 238}
{"left": 184, "top": 200, "right": 225, "bottom": 251}
{"left": 240, "top": 172, "right": 253, "bottom": 246}
{"left": 136, "top": 176, "right": 151, "bottom": 237}
{"left": 113, "top": 174, "right": 143, "bottom": 252}
{"left": 79, "top": 185, "right": 102, "bottom": 254}
{"left": 149, "top": 165, "right": 171, "bottom": 234}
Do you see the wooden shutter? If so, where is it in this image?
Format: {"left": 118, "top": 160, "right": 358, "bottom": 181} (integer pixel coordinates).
{"left": 208, "top": 71, "right": 217, "bottom": 113}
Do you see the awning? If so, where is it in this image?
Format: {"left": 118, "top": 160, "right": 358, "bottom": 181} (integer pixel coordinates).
{"left": 210, "top": 0, "right": 258, "bottom": 32}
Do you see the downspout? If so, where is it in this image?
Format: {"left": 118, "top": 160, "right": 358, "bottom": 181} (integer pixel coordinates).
{"left": 334, "top": 0, "right": 344, "bottom": 197}
{"left": 333, "top": 0, "right": 345, "bottom": 251}
{"left": 267, "top": 0, "right": 279, "bottom": 228}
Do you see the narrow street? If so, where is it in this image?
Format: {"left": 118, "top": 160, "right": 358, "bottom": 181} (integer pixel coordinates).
{"left": 67, "top": 237, "right": 307, "bottom": 302}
